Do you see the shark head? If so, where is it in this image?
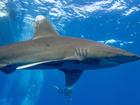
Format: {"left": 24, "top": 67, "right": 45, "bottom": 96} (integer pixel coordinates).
{"left": 106, "top": 51, "right": 140, "bottom": 64}
{"left": 82, "top": 43, "right": 140, "bottom": 69}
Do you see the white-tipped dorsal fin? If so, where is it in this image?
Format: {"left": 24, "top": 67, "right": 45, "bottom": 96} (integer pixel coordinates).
{"left": 33, "top": 15, "right": 59, "bottom": 39}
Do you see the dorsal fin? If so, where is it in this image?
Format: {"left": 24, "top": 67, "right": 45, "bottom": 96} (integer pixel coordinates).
{"left": 33, "top": 15, "right": 59, "bottom": 39}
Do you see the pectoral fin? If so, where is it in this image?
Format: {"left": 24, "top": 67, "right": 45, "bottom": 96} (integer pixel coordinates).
{"left": 61, "top": 69, "right": 84, "bottom": 87}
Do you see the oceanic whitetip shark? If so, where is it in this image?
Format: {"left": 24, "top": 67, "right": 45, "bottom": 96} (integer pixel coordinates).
{"left": 0, "top": 15, "right": 140, "bottom": 90}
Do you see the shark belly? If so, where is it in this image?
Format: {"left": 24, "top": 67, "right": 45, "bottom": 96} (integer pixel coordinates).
{"left": 59, "top": 58, "right": 120, "bottom": 70}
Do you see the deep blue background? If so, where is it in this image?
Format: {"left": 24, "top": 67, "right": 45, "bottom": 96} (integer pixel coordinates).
{"left": 0, "top": 0, "right": 140, "bottom": 105}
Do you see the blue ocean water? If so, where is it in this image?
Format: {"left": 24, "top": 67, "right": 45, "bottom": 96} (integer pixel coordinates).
{"left": 0, "top": 0, "right": 140, "bottom": 105}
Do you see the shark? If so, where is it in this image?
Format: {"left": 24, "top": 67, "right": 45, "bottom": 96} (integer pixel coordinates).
{"left": 0, "top": 15, "right": 140, "bottom": 90}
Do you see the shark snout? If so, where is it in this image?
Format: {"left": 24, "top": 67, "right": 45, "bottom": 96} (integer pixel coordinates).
{"left": 108, "top": 47, "right": 140, "bottom": 64}
{"left": 115, "top": 54, "right": 140, "bottom": 64}
{"left": 127, "top": 55, "right": 140, "bottom": 62}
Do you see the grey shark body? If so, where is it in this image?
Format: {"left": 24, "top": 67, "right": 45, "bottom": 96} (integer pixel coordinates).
{"left": 0, "top": 15, "right": 139, "bottom": 87}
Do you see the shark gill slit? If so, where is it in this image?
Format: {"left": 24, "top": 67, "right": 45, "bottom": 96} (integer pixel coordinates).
{"left": 84, "top": 48, "right": 88, "bottom": 57}
{"left": 79, "top": 48, "right": 83, "bottom": 57}
{"left": 75, "top": 48, "right": 80, "bottom": 57}
{"left": 74, "top": 48, "right": 88, "bottom": 58}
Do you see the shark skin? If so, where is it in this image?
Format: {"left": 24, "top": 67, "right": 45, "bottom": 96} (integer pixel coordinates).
{"left": 0, "top": 15, "right": 140, "bottom": 88}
